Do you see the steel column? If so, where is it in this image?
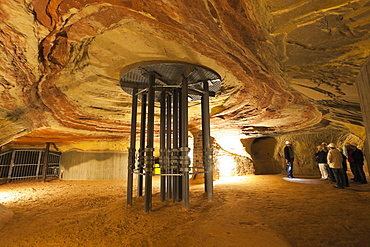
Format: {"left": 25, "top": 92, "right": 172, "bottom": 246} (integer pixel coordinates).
{"left": 172, "top": 88, "right": 180, "bottom": 202}
{"left": 202, "top": 81, "right": 214, "bottom": 201}
{"left": 159, "top": 89, "right": 166, "bottom": 201}
{"left": 180, "top": 77, "right": 190, "bottom": 209}
{"left": 36, "top": 150, "right": 42, "bottom": 179}
{"left": 42, "top": 142, "right": 50, "bottom": 182}
{"left": 7, "top": 150, "right": 16, "bottom": 182}
{"left": 166, "top": 92, "right": 172, "bottom": 199}
{"left": 138, "top": 93, "right": 147, "bottom": 197}
{"left": 144, "top": 72, "right": 156, "bottom": 212}
{"left": 178, "top": 89, "right": 183, "bottom": 201}
{"left": 127, "top": 84, "right": 138, "bottom": 205}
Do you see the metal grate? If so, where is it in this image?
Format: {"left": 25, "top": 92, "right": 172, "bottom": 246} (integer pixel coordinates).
{"left": 120, "top": 62, "right": 222, "bottom": 101}
{"left": 0, "top": 149, "right": 61, "bottom": 183}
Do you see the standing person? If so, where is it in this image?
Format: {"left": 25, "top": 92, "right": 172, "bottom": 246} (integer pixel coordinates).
{"left": 327, "top": 143, "right": 346, "bottom": 189}
{"left": 284, "top": 141, "right": 294, "bottom": 178}
{"left": 350, "top": 143, "right": 368, "bottom": 184}
{"left": 322, "top": 142, "right": 335, "bottom": 182}
{"left": 339, "top": 148, "right": 350, "bottom": 187}
{"left": 321, "top": 142, "right": 328, "bottom": 152}
{"left": 345, "top": 143, "right": 357, "bottom": 181}
{"left": 315, "top": 145, "right": 328, "bottom": 180}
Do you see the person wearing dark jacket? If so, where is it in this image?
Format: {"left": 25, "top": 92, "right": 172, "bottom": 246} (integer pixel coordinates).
{"left": 284, "top": 141, "right": 294, "bottom": 178}
{"left": 349, "top": 143, "right": 367, "bottom": 184}
{"left": 340, "top": 148, "right": 350, "bottom": 187}
{"left": 315, "top": 145, "right": 328, "bottom": 180}
{"left": 346, "top": 143, "right": 357, "bottom": 181}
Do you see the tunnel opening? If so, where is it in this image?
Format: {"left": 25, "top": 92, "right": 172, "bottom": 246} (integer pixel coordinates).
{"left": 250, "top": 136, "right": 282, "bottom": 175}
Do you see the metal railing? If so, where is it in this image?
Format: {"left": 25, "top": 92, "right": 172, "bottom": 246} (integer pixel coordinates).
{"left": 0, "top": 149, "right": 61, "bottom": 183}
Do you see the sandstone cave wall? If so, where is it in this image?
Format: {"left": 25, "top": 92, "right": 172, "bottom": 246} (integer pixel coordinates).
{"left": 243, "top": 129, "right": 366, "bottom": 176}
{"left": 274, "top": 130, "right": 365, "bottom": 176}
{"left": 356, "top": 55, "right": 370, "bottom": 175}
{"left": 247, "top": 137, "right": 282, "bottom": 175}
{"left": 212, "top": 140, "right": 254, "bottom": 177}
{"left": 60, "top": 151, "right": 128, "bottom": 180}
{"left": 191, "top": 129, "right": 254, "bottom": 179}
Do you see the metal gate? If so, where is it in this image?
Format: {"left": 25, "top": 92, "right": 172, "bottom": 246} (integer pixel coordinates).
{"left": 0, "top": 149, "right": 61, "bottom": 183}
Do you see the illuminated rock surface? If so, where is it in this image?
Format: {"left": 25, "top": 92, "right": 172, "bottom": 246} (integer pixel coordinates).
{"left": 0, "top": 0, "right": 369, "bottom": 152}
{"left": 1, "top": 2, "right": 370, "bottom": 245}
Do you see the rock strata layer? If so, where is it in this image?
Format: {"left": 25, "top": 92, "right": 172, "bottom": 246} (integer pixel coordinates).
{"left": 0, "top": 0, "right": 369, "bottom": 150}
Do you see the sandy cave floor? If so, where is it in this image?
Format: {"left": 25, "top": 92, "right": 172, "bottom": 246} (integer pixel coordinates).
{"left": 0, "top": 174, "right": 370, "bottom": 247}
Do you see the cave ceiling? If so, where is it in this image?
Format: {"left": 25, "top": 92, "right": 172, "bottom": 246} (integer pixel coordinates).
{"left": 0, "top": 0, "right": 369, "bottom": 150}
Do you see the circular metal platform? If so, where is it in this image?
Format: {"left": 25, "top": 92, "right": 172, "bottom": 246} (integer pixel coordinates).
{"left": 120, "top": 62, "right": 222, "bottom": 101}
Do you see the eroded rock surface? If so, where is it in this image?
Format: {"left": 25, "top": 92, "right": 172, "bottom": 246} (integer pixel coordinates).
{"left": 1, "top": 0, "right": 369, "bottom": 151}
{"left": 268, "top": 0, "right": 370, "bottom": 130}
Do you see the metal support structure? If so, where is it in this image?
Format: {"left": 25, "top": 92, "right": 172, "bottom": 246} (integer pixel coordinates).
{"left": 172, "top": 88, "right": 180, "bottom": 202}
{"left": 178, "top": 88, "right": 183, "bottom": 201}
{"left": 35, "top": 150, "right": 43, "bottom": 179}
{"left": 159, "top": 89, "right": 166, "bottom": 202}
{"left": 202, "top": 81, "right": 214, "bottom": 201}
{"left": 42, "top": 142, "right": 51, "bottom": 182}
{"left": 1, "top": 149, "right": 60, "bottom": 183}
{"left": 138, "top": 93, "right": 147, "bottom": 197}
{"left": 120, "top": 62, "right": 221, "bottom": 211}
{"left": 180, "top": 76, "right": 190, "bottom": 209}
{"left": 7, "top": 150, "right": 16, "bottom": 183}
{"left": 144, "top": 72, "right": 156, "bottom": 212}
{"left": 127, "top": 84, "right": 138, "bottom": 205}
{"left": 166, "top": 92, "right": 172, "bottom": 199}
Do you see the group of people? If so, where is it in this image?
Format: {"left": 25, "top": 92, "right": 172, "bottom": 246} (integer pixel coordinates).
{"left": 283, "top": 141, "right": 368, "bottom": 189}
{"left": 315, "top": 142, "right": 349, "bottom": 189}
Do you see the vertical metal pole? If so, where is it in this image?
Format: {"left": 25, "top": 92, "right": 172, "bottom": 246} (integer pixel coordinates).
{"left": 30, "top": 151, "right": 34, "bottom": 179}
{"left": 166, "top": 93, "right": 172, "bottom": 199}
{"left": 201, "top": 98, "right": 207, "bottom": 192}
{"left": 24, "top": 151, "right": 27, "bottom": 178}
{"left": 172, "top": 88, "right": 180, "bottom": 202}
{"left": 127, "top": 85, "right": 138, "bottom": 206}
{"left": 202, "top": 81, "right": 214, "bottom": 201}
{"left": 29, "top": 152, "right": 33, "bottom": 179}
{"left": 25, "top": 151, "right": 29, "bottom": 179}
{"left": 160, "top": 89, "right": 166, "bottom": 202}
{"left": 22, "top": 151, "right": 26, "bottom": 180}
{"left": 42, "top": 142, "right": 51, "bottom": 182}
{"left": 7, "top": 150, "right": 16, "bottom": 183}
{"left": 144, "top": 72, "right": 155, "bottom": 212}
{"left": 36, "top": 150, "right": 42, "bottom": 179}
{"left": 178, "top": 89, "right": 183, "bottom": 201}
{"left": 138, "top": 93, "right": 147, "bottom": 197}
{"left": 180, "top": 77, "right": 190, "bottom": 209}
